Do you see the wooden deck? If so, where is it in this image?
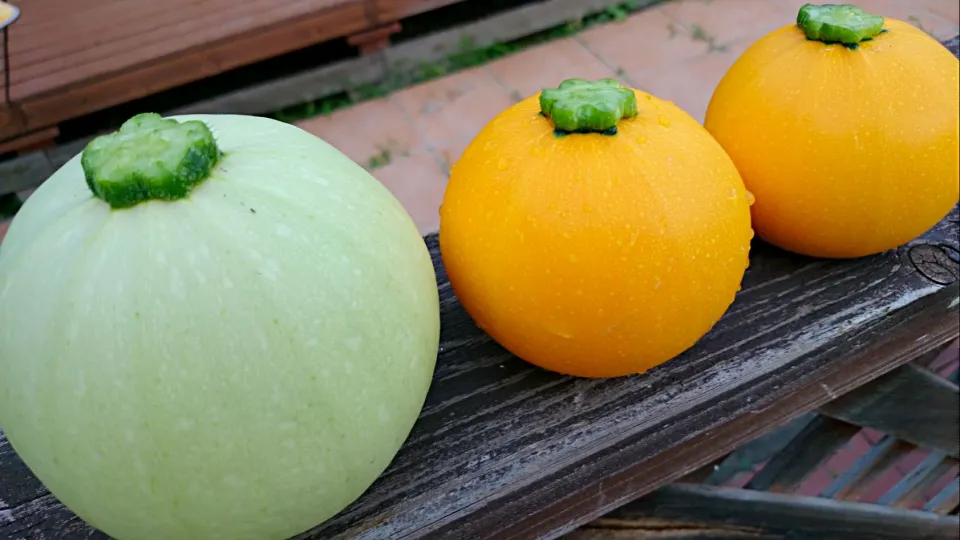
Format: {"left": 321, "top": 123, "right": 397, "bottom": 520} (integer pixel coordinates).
{"left": 0, "top": 0, "right": 459, "bottom": 145}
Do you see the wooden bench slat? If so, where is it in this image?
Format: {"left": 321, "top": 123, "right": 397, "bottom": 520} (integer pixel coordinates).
{"left": 2, "top": 207, "right": 953, "bottom": 540}
{"left": 701, "top": 413, "right": 817, "bottom": 487}
{"left": 819, "top": 364, "right": 960, "bottom": 457}
{"left": 820, "top": 435, "right": 913, "bottom": 501}
{"left": 925, "top": 478, "right": 960, "bottom": 515}
{"left": 878, "top": 452, "right": 951, "bottom": 507}
{"left": 568, "top": 483, "right": 960, "bottom": 540}
{"left": 745, "top": 416, "right": 860, "bottom": 493}
{"left": 889, "top": 454, "right": 958, "bottom": 510}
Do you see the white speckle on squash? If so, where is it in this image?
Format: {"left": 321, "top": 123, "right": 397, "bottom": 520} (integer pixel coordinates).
{"left": 260, "top": 260, "right": 279, "bottom": 281}
{"left": 344, "top": 336, "right": 362, "bottom": 351}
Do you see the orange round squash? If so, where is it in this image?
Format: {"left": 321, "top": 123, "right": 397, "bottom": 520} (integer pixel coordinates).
{"left": 704, "top": 3, "right": 959, "bottom": 259}
{"left": 438, "top": 78, "right": 754, "bottom": 378}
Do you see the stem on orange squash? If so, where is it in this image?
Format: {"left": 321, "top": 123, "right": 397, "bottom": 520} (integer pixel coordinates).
{"left": 539, "top": 78, "right": 637, "bottom": 135}
{"left": 797, "top": 3, "right": 885, "bottom": 45}
{"left": 82, "top": 113, "right": 222, "bottom": 209}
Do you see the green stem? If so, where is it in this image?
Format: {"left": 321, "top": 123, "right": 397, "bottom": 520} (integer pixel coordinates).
{"left": 797, "top": 3, "right": 885, "bottom": 45}
{"left": 539, "top": 78, "right": 637, "bottom": 134}
{"left": 81, "top": 113, "right": 222, "bottom": 209}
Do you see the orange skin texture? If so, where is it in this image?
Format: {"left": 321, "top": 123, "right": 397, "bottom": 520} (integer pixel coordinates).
{"left": 704, "top": 20, "right": 960, "bottom": 259}
{"left": 438, "top": 89, "right": 754, "bottom": 378}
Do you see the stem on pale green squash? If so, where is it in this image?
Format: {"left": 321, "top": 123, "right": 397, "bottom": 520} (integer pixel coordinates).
{"left": 797, "top": 3, "right": 885, "bottom": 45}
{"left": 81, "top": 113, "right": 222, "bottom": 209}
{"left": 539, "top": 78, "right": 637, "bottom": 135}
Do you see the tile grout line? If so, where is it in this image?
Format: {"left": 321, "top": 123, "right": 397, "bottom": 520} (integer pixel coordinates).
{"left": 383, "top": 94, "right": 452, "bottom": 179}
{"left": 482, "top": 62, "right": 524, "bottom": 104}
{"left": 572, "top": 32, "right": 638, "bottom": 88}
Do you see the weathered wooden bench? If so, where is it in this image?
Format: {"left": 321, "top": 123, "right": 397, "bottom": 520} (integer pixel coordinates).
{"left": 1, "top": 34, "right": 958, "bottom": 540}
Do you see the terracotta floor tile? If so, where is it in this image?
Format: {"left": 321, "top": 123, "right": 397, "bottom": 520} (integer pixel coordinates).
{"left": 371, "top": 151, "right": 449, "bottom": 234}
{"left": 295, "top": 98, "right": 423, "bottom": 169}
{"left": 488, "top": 38, "right": 618, "bottom": 99}
{"left": 861, "top": 428, "right": 885, "bottom": 445}
{"left": 910, "top": 0, "right": 960, "bottom": 25}
{"left": 856, "top": 463, "right": 908, "bottom": 503}
{"left": 435, "top": 136, "right": 472, "bottom": 175}
{"left": 796, "top": 466, "right": 834, "bottom": 496}
{"left": 662, "top": 0, "right": 796, "bottom": 47}
{"left": 894, "top": 447, "right": 931, "bottom": 475}
{"left": 823, "top": 432, "right": 872, "bottom": 478}
{"left": 854, "top": 0, "right": 959, "bottom": 40}
{"left": 631, "top": 44, "right": 743, "bottom": 124}
{"left": 390, "top": 66, "right": 516, "bottom": 165}
{"left": 577, "top": 8, "right": 710, "bottom": 83}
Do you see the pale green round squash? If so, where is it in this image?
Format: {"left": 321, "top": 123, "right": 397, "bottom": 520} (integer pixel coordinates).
{"left": 0, "top": 114, "right": 440, "bottom": 540}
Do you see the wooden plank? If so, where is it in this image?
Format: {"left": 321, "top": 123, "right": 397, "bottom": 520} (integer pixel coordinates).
{"left": 674, "top": 456, "right": 727, "bottom": 483}
{"left": 5, "top": 0, "right": 359, "bottom": 97}
{"left": 819, "top": 363, "right": 960, "bottom": 457}
{"left": 889, "top": 454, "right": 957, "bottom": 509}
{"left": 878, "top": 452, "right": 952, "bottom": 506}
{"left": 2, "top": 206, "right": 958, "bottom": 539}
{"left": 925, "top": 478, "right": 960, "bottom": 515}
{"left": 373, "top": 0, "right": 467, "bottom": 22}
{"left": 0, "top": 126, "right": 57, "bottom": 155}
{"left": 566, "top": 483, "right": 960, "bottom": 540}
{"left": 916, "top": 340, "right": 960, "bottom": 375}
{"left": 0, "top": 150, "right": 53, "bottom": 196}
{"left": 0, "top": 1, "right": 371, "bottom": 140}
{"left": 702, "top": 413, "right": 817, "bottom": 486}
{"left": 745, "top": 416, "right": 860, "bottom": 493}
{"left": 820, "top": 436, "right": 915, "bottom": 501}
{"left": 0, "top": 37, "right": 958, "bottom": 540}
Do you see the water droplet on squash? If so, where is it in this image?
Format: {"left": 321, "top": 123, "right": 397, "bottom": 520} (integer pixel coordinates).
{"left": 496, "top": 158, "right": 510, "bottom": 170}
{"left": 531, "top": 146, "right": 545, "bottom": 157}
{"left": 746, "top": 190, "right": 756, "bottom": 206}
{"left": 658, "top": 115, "right": 671, "bottom": 127}
{"left": 484, "top": 141, "right": 498, "bottom": 151}
{"left": 636, "top": 136, "right": 647, "bottom": 144}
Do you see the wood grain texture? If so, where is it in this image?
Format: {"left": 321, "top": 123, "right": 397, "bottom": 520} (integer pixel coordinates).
{"left": 821, "top": 435, "right": 914, "bottom": 501}
{"left": 1, "top": 38, "right": 958, "bottom": 540}
{"left": 744, "top": 416, "right": 860, "bottom": 493}
{"left": 819, "top": 363, "right": 959, "bottom": 457}
{"left": 565, "top": 483, "right": 960, "bottom": 540}
{"left": 1, "top": 0, "right": 464, "bottom": 141}
{"left": 2, "top": 210, "right": 957, "bottom": 540}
